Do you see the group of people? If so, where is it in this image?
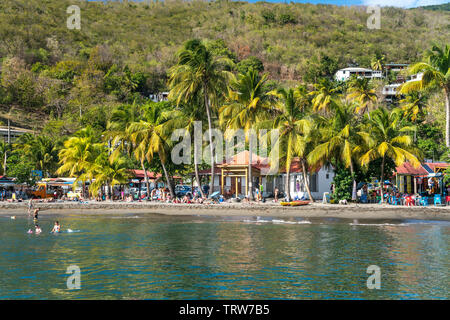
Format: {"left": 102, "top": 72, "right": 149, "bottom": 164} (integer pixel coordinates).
{"left": 26, "top": 199, "right": 61, "bottom": 234}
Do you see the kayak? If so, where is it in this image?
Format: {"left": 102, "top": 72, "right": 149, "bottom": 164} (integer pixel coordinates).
{"left": 280, "top": 200, "right": 310, "bottom": 206}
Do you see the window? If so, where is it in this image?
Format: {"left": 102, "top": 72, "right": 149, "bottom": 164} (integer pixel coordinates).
{"left": 326, "top": 174, "right": 329, "bottom": 179}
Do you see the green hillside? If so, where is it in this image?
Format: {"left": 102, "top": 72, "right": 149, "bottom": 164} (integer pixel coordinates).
{"left": 416, "top": 2, "right": 450, "bottom": 11}
{"left": 0, "top": 0, "right": 449, "bottom": 130}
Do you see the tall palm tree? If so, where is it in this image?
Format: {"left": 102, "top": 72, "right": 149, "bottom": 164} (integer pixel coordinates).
{"left": 163, "top": 101, "right": 206, "bottom": 198}
{"left": 17, "top": 135, "right": 59, "bottom": 177}
{"left": 309, "top": 78, "right": 339, "bottom": 113}
{"left": 106, "top": 104, "right": 150, "bottom": 195}
{"left": 127, "top": 103, "right": 175, "bottom": 198}
{"left": 168, "top": 39, "right": 233, "bottom": 195}
{"left": 359, "top": 107, "right": 421, "bottom": 203}
{"left": 399, "top": 44, "right": 450, "bottom": 147}
{"left": 89, "top": 152, "right": 130, "bottom": 198}
{"left": 219, "top": 69, "right": 272, "bottom": 200}
{"left": 346, "top": 77, "right": 378, "bottom": 116}
{"left": 0, "top": 141, "right": 11, "bottom": 176}
{"left": 371, "top": 53, "right": 385, "bottom": 72}
{"left": 308, "top": 102, "right": 361, "bottom": 201}
{"left": 265, "top": 86, "right": 314, "bottom": 202}
{"left": 57, "top": 127, "right": 102, "bottom": 198}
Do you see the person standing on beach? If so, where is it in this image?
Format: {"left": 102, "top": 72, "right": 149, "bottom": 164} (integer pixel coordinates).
{"left": 28, "top": 199, "right": 34, "bottom": 216}
{"left": 274, "top": 187, "right": 279, "bottom": 202}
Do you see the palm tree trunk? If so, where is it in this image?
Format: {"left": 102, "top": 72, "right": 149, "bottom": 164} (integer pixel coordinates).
{"left": 445, "top": 88, "right": 449, "bottom": 148}
{"left": 350, "top": 160, "right": 357, "bottom": 201}
{"left": 380, "top": 156, "right": 385, "bottom": 204}
{"left": 285, "top": 168, "right": 291, "bottom": 202}
{"left": 161, "top": 160, "right": 175, "bottom": 198}
{"left": 194, "top": 142, "right": 205, "bottom": 198}
{"left": 248, "top": 138, "right": 253, "bottom": 200}
{"left": 301, "top": 159, "right": 314, "bottom": 203}
{"left": 141, "top": 160, "right": 150, "bottom": 199}
{"left": 204, "top": 82, "right": 215, "bottom": 196}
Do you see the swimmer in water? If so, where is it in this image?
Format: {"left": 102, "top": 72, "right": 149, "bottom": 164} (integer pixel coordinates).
{"left": 51, "top": 221, "right": 61, "bottom": 233}
{"left": 35, "top": 225, "right": 42, "bottom": 234}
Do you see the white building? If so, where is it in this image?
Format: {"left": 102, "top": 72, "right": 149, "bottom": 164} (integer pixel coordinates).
{"left": 381, "top": 72, "right": 423, "bottom": 102}
{"left": 149, "top": 92, "right": 169, "bottom": 102}
{"left": 334, "top": 67, "right": 383, "bottom": 82}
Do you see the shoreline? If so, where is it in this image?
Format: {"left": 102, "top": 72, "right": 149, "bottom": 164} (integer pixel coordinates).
{"left": 1, "top": 201, "right": 450, "bottom": 221}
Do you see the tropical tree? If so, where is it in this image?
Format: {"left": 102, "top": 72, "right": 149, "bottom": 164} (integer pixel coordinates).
{"left": 16, "top": 134, "right": 59, "bottom": 177}
{"left": 57, "top": 127, "right": 102, "bottom": 198}
{"left": 89, "top": 152, "right": 130, "bottom": 198}
{"left": 359, "top": 107, "right": 421, "bottom": 203}
{"left": 399, "top": 91, "right": 429, "bottom": 122}
{"left": 371, "top": 53, "right": 385, "bottom": 72}
{"left": 399, "top": 44, "right": 450, "bottom": 147}
{"left": 0, "top": 140, "right": 11, "bottom": 175}
{"left": 168, "top": 39, "right": 233, "bottom": 195}
{"left": 346, "top": 77, "right": 378, "bottom": 116}
{"left": 308, "top": 102, "right": 360, "bottom": 201}
{"left": 163, "top": 100, "right": 206, "bottom": 198}
{"left": 219, "top": 69, "right": 272, "bottom": 200}
{"left": 309, "top": 78, "right": 339, "bottom": 112}
{"left": 127, "top": 103, "right": 175, "bottom": 198}
{"left": 106, "top": 103, "right": 150, "bottom": 195}
{"left": 265, "top": 86, "right": 314, "bottom": 202}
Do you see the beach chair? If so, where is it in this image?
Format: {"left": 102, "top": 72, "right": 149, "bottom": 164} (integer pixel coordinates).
{"left": 434, "top": 194, "right": 442, "bottom": 206}
{"left": 419, "top": 196, "right": 428, "bottom": 206}
{"left": 446, "top": 196, "right": 450, "bottom": 206}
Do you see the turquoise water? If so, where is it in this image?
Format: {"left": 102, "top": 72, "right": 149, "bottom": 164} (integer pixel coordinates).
{"left": 0, "top": 213, "right": 448, "bottom": 299}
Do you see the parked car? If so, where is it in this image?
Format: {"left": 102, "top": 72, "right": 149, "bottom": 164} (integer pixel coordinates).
{"left": 175, "top": 185, "right": 192, "bottom": 198}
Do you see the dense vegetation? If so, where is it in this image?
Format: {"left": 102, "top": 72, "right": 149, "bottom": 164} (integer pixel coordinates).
{"left": 0, "top": 1, "right": 449, "bottom": 201}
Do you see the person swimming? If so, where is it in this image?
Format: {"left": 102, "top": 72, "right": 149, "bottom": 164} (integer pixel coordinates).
{"left": 51, "top": 221, "right": 61, "bottom": 233}
{"left": 35, "top": 225, "right": 42, "bottom": 234}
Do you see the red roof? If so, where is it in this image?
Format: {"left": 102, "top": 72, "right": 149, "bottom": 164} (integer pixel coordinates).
{"left": 279, "top": 157, "right": 320, "bottom": 174}
{"left": 395, "top": 162, "right": 428, "bottom": 175}
{"left": 425, "top": 162, "right": 450, "bottom": 172}
{"left": 218, "top": 150, "right": 270, "bottom": 170}
{"left": 130, "top": 170, "right": 182, "bottom": 180}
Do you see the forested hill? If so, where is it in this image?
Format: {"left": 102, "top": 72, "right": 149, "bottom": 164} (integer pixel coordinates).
{"left": 417, "top": 2, "right": 450, "bottom": 11}
{"left": 0, "top": 0, "right": 449, "bottom": 130}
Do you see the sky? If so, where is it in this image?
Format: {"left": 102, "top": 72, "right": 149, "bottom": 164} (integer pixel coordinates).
{"left": 246, "top": 0, "right": 449, "bottom": 8}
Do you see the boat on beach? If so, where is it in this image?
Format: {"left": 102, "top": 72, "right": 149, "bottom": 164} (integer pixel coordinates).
{"left": 280, "top": 200, "right": 310, "bottom": 206}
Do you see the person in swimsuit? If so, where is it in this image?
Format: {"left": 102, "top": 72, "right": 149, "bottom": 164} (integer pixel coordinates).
{"left": 35, "top": 225, "right": 42, "bottom": 234}
{"left": 28, "top": 199, "right": 34, "bottom": 216}
{"left": 51, "top": 221, "right": 61, "bottom": 233}
{"left": 33, "top": 208, "right": 40, "bottom": 223}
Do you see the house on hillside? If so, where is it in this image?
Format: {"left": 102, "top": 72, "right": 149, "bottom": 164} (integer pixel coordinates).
{"left": 334, "top": 67, "right": 383, "bottom": 82}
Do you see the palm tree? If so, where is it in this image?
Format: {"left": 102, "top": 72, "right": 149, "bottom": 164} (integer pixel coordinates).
{"left": 106, "top": 104, "right": 149, "bottom": 195}
{"left": 17, "top": 135, "right": 59, "bottom": 177}
{"left": 359, "top": 107, "right": 421, "bottom": 203}
{"left": 309, "top": 78, "right": 339, "bottom": 113}
{"left": 0, "top": 141, "right": 11, "bottom": 176}
{"left": 371, "top": 53, "right": 385, "bottom": 72}
{"left": 57, "top": 127, "right": 102, "bottom": 198}
{"left": 219, "top": 69, "right": 272, "bottom": 200}
{"left": 266, "top": 86, "right": 314, "bottom": 202}
{"left": 127, "top": 103, "right": 175, "bottom": 198}
{"left": 163, "top": 101, "right": 206, "bottom": 198}
{"left": 399, "top": 91, "right": 429, "bottom": 122}
{"left": 89, "top": 152, "right": 130, "bottom": 198}
{"left": 168, "top": 39, "right": 233, "bottom": 195}
{"left": 308, "top": 102, "right": 360, "bottom": 201}
{"left": 399, "top": 44, "right": 450, "bottom": 147}
{"left": 346, "top": 77, "right": 378, "bottom": 116}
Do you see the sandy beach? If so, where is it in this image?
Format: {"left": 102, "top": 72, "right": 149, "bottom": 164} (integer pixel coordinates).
{"left": 1, "top": 201, "right": 450, "bottom": 221}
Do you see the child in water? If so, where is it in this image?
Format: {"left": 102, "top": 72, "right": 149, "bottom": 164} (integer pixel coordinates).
{"left": 51, "top": 221, "right": 61, "bottom": 233}
{"left": 35, "top": 225, "right": 42, "bottom": 234}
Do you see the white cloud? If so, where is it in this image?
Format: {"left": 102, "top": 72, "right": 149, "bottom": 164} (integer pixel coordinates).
{"left": 363, "top": 0, "right": 448, "bottom": 8}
